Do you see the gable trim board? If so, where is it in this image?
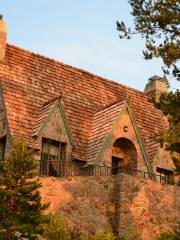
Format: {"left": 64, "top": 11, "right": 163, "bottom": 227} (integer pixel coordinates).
{"left": 94, "top": 100, "right": 155, "bottom": 178}
{"left": 126, "top": 101, "right": 155, "bottom": 178}
{"left": 33, "top": 97, "right": 75, "bottom": 147}
{"left": 58, "top": 98, "right": 75, "bottom": 148}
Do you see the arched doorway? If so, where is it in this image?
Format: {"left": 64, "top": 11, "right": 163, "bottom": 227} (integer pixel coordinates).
{"left": 112, "top": 137, "right": 137, "bottom": 174}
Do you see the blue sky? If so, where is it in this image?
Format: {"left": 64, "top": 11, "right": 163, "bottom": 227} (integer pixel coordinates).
{"left": 1, "top": 0, "right": 179, "bottom": 91}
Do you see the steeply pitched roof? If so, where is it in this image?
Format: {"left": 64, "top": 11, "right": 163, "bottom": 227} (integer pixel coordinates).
{"left": 33, "top": 97, "right": 58, "bottom": 137}
{"left": 86, "top": 99, "right": 126, "bottom": 162}
{"left": 0, "top": 44, "right": 166, "bottom": 162}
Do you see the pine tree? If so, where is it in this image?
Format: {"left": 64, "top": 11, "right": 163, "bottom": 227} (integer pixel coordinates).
{"left": 0, "top": 140, "right": 48, "bottom": 240}
{"left": 117, "top": 0, "right": 180, "bottom": 173}
{"left": 156, "top": 91, "right": 180, "bottom": 174}
{"left": 117, "top": 0, "right": 180, "bottom": 80}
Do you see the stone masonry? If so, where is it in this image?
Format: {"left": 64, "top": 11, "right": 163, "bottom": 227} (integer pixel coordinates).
{"left": 40, "top": 174, "right": 180, "bottom": 240}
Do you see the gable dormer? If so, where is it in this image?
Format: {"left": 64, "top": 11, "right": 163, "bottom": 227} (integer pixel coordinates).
{"left": 33, "top": 97, "right": 75, "bottom": 171}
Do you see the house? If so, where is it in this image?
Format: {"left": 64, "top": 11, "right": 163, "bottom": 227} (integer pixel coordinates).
{"left": 0, "top": 16, "right": 176, "bottom": 183}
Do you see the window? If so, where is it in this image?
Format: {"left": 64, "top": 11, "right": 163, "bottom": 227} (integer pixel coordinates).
{"left": 42, "top": 138, "right": 66, "bottom": 160}
{"left": 0, "top": 136, "right": 6, "bottom": 161}
{"left": 41, "top": 138, "right": 66, "bottom": 176}
{"left": 156, "top": 167, "right": 174, "bottom": 184}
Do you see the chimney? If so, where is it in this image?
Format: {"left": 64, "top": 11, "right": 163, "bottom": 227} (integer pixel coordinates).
{"left": 0, "top": 15, "right": 7, "bottom": 62}
{"left": 144, "top": 75, "right": 168, "bottom": 102}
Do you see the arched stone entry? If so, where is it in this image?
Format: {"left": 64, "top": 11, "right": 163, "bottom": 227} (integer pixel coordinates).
{"left": 112, "top": 137, "right": 137, "bottom": 174}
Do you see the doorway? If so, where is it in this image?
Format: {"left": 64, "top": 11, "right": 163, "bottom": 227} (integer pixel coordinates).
{"left": 112, "top": 157, "right": 123, "bottom": 175}
{"left": 112, "top": 137, "right": 137, "bottom": 174}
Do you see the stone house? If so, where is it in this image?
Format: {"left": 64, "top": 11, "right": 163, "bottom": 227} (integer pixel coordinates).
{"left": 0, "top": 17, "right": 176, "bottom": 183}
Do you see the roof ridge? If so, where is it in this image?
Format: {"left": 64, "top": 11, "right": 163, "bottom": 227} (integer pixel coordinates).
{"left": 85, "top": 97, "right": 126, "bottom": 161}
{"left": 94, "top": 97, "right": 127, "bottom": 114}
{"left": 42, "top": 96, "right": 61, "bottom": 107}
{"left": 6, "top": 43, "right": 145, "bottom": 95}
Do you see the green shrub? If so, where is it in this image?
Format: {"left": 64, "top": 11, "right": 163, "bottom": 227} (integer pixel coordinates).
{"left": 119, "top": 226, "right": 141, "bottom": 240}
{"left": 156, "top": 231, "right": 180, "bottom": 240}
{"left": 41, "top": 215, "right": 118, "bottom": 240}
{"left": 41, "top": 215, "right": 82, "bottom": 240}
{"left": 89, "top": 232, "right": 117, "bottom": 240}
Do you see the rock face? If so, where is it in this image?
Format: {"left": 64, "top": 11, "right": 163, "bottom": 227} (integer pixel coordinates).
{"left": 40, "top": 174, "right": 180, "bottom": 240}
{"left": 117, "top": 174, "right": 180, "bottom": 240}
{"left": 40, "top": 176, "right": 116, "bottom": 235}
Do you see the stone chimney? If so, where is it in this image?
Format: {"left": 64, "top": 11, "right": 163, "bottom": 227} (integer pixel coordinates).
{"left": 144, "top": 75, "right": 168, "bottom": 102}
{"left": 0, "top": 15, "right": 7, "bottom": 62}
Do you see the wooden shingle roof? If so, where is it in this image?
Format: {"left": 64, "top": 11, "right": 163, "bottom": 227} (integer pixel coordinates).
{"left": 0, "top": 44, "right": 166, "bottom": 162}
{"left": 32, "top": 97, "right": 58, "bottom": 137}
{"left": 86, "top": 100, "right": 126, "bottom": 162}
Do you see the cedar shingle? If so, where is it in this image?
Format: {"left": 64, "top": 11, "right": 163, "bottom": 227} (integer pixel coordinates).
{"left": 0, "top": 44, "right": 167, "bottom": 163}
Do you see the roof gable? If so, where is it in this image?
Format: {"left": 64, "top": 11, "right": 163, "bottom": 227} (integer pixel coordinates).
{"left": 92, "top": 100, "right": 154, "bottom": 175}
{"left": 33, "top": 97, "right": 75, "bottom": 147}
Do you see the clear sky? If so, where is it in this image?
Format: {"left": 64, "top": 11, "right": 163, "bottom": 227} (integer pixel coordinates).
{"left": 1, "top": 0, "right": 179, "bottom": 91}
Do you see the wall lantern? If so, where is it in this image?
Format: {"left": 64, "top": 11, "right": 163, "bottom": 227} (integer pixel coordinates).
{"left": 124, "top": 125, "right": 128, "bottom": 132}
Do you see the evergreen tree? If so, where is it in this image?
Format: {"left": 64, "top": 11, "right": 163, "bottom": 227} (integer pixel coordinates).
{"left": 0, "top": 140, "right": 48, "bottom": 240}
{"left": 117, "top": 0, "right": 180, "bottom": 80}
{"left": 117, "top": 0, "right": 180, "bottom": 172}
{"left": 156, "top": 91, "right": 180, "bottom": 174}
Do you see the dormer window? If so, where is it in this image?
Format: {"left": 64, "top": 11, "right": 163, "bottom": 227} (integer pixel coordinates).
{"left": 0, "top": 136, "right": 6, "bottom": 161}
{"left": 40, "top": 138, "right": 66, "bottom": 176}
{"left": 156, "top": 167, "right": 174, "bottom": 184}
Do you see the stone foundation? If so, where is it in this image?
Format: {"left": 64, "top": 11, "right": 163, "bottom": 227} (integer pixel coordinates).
{"left": 40, "top": 174, "right": 180, "bottom": 239}
{"left": 40, "top": 176, "right": 116, "bottom": 235}
{"left": 116, "top": 174, "right": 180, "bottom": 239}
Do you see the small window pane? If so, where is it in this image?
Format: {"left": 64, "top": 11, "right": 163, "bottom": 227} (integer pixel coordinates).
{"left": 41, "top": 138, "right": 67, "bottom": 177}
{"left": 0, "top": 136, "right": 6, "bottom": 161}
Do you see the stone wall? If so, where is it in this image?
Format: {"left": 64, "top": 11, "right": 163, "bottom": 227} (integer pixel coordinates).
{"left": 117, "top": 174, "right": 180, "bottom": 240}
{"left": 40, "top": 176, "right": 116, "bottom": 235}
{"left": 40, "top": 174, "right": 180, "bottom": 239}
